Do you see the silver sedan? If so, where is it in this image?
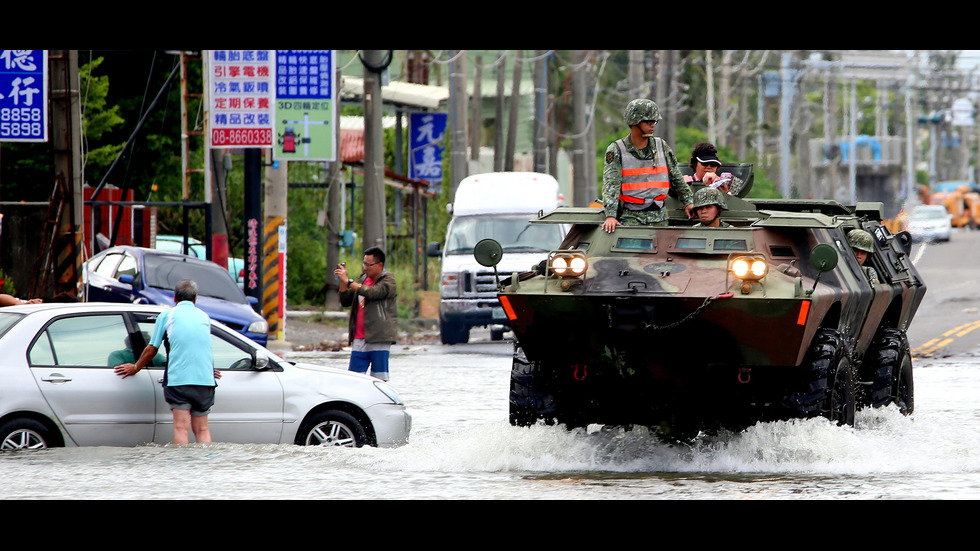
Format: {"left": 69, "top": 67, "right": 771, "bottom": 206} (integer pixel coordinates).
{"left": 0, "top": 302, "right": 411, "bottom": 450}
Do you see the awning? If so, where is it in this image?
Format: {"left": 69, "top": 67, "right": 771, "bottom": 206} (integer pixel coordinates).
{"left": 340, "top": 76, "right": 449, "bottom": 110}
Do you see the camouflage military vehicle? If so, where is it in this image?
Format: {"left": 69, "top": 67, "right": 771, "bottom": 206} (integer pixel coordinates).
{"left": 475, "top": 164, "right": 925, "bottom": 438}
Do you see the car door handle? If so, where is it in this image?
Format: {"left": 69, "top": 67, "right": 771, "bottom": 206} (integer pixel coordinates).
{"left": 41, "top": 374, "right": 72, "bottom": 384}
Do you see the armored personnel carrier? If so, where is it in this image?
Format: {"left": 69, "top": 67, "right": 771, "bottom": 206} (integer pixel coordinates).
{"left": 475, "top": 164, "right": 925, "bottom": 437}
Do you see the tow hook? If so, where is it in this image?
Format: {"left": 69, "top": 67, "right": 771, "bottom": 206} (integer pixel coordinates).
{"left": 574, "top": 364, "right": 588, "bottom": 381}
{"left": 737, "top": 367, "right": 751, "bottom": 383}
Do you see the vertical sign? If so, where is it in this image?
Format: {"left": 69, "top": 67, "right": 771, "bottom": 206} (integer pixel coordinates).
{"left": 277, "top": 224, "right": 287, "bottom": 341}
{"left": 0, "top": 50, "right": 47, "bottom": 142}
{"left": 409, "top": 112, "right": 447, "bottom": 190}
{"left": 208, "top": 49, "right": 274, "bottom": 148}
{"left": 273, "top": 50, "right": 336, "bottom": 161}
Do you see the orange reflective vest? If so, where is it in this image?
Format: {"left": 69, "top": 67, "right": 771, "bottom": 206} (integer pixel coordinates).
{"left": 616, "top": 137, "right": 670, "bottom": 211}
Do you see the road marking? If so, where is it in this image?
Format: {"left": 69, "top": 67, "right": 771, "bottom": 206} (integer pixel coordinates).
{"left": 912, "top": 319, "right": 980, "bottom": 358}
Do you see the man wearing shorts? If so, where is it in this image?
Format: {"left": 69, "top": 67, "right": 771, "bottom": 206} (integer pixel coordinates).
{"left": 114, "top": 279, "right": 221, "bottom": 444}
{"left": 333, "top": 247, "right": 398, "bottom": 381}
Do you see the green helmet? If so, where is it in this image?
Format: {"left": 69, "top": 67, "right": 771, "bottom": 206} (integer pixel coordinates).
{"left": 624, "top": 98, "right": 662, "bottom": 126}
{"left": 693, "top": 187, "right": 728, "bottom": 210}
{"left": 848, "top": 229, "right": 874, "bottom": 253}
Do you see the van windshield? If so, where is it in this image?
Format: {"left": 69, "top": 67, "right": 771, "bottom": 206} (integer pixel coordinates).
{"left": 446, "top": 214, "right": 563, "bottom": 254}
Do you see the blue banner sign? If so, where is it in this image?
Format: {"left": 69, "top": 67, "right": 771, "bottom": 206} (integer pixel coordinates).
{"left": 0, "top": 50, "right": 47, "bottom": 142}
{"left": 409, "top": 112, "right": 446, "bottom": 189}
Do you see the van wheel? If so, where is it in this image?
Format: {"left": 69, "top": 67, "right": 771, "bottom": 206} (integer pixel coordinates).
{"left": 440, "top": 321, "right": 469, "bottom": 345}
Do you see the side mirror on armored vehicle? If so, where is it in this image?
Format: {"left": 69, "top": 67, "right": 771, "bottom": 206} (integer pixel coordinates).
{"left": 473, "top": 238, "right": 503, "bottom": 268}
{"left": 810, "top": 243, "right": 838, "bottom": 272}
{"left": 806, "top": 243, "right": 839, "bottom": 296}
{"left": 474, "top": 238, "right": 504, "bottom": 289}
{"left": 894, "top": 231, "right": 913, "bottom": 256}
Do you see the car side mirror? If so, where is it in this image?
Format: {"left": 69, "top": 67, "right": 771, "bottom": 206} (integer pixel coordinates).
{"left": 119, "top": 274, "right": 134, "bottom": 285}
{"left": 253, "top": 352, "right": 271, "bottom": 370}
{"left": 426, "top": 242, "right": 442, "bottom": 257}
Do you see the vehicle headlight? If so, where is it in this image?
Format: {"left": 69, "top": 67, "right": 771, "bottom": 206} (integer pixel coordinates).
{"left": 374, "top": 381, "right": 403, "bottom": 405}
{"left": 441, "top": 272, "right": 461, "bottom": 297}
{"left": 548, "top": 251, "right": 588, "bottom": 278}
{"left": 248, "top": 320, "right": 269, "bottom": 334}
{"left": 730, "top": 255, "right": 768, "bottom": 280}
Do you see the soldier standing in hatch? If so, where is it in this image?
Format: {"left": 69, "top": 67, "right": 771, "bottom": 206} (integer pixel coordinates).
{"left": 601, "top": 98, "right": 695, "bottom": 233}
{"left": 848, "top": 229, "right": 880, "bottom": 284}
{"left": 691, "top": 187, "right": 732, "bottom": 228}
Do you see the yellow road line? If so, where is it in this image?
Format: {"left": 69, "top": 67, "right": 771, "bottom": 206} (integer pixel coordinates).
{"left": 912, "top": 320, "right": 980, "bottom": 359}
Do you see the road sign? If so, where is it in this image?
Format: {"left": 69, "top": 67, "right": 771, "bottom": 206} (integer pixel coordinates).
{"left": 273, "top": 50, "right": 336, "bottom": 162}
{"left": 0, "top": 50, "right": 47, "bottom": 142}
{"left": 409, "top": 112, "right": 446, "bottom": 189}
{"left": 207, "top": 50, "right": 275, "bottom": 148}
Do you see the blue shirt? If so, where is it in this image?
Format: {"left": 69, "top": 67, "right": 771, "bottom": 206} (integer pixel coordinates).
{"left": 150, "top": 301, "right": 215, "bottom": 387}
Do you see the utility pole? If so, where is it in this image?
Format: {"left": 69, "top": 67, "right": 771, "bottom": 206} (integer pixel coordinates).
{"left": 494, "top": 55, "right": 506, "bottom": 172}
{"left": 264, "top": 152, "right": 287, "bottom": 340}
{"left": 572, "top": 50, "right": 588, "bottom": 206}
{"left": 471, "top": 55, "right": 482, "bottom": 170}
{"left": 533, "top": 50, "right": 549, "bottom": 174}
{"left": 450, "top": 50, "right": 468, "bottom": 197}
{"left": 48, "top": 49, "right": 83, "bottom": 298}
{"left": 325, "top": 59, "right": 342, "bottom": 311}
{"left": 628, "top": 50, "right": 644, "bottom": 97}
{"left": 779, "top": 51, "right": 794, "bottom": 198}
{"left": 362, "top": 50, "right": 387, "bottom": 251}
{"left": 505, "top": 50, "right": 522, "bottom": 172}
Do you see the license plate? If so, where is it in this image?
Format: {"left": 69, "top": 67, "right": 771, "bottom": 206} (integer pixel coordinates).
{"left": 491, "top": 306, "right": 506, "bottom": 321}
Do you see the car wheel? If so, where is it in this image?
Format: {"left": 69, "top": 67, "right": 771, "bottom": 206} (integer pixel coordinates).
{"left": 298, "top": 410, "right": 368, "bottom": 448}
{"left": 0, "top": 419, "right": 55, "bottom": 450}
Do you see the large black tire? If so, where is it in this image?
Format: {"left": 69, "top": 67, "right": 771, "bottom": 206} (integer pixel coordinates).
{"left": 297, "top": 410, "right": 369, "bottom": 448}
{"left": 826, "top": 353, "right": 856, "bottom": 426}
{"left": 439, "top": 320, "right": 469, "bottom": 345}
{"left": 862, "top": 328, "right": 914, "bottom": 414}
{"left": 782, "top": 328, "right": 856, "bottom": 426}
{"left": 0, "top": 418, "right": 57, "bottom": 450}
{"left": 509, "top": 345, "right": 559, "bottom": 427}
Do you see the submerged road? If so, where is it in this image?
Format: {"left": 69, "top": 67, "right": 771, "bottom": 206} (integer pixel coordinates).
{"left": 906, "top": 225, "right": 980, "bottom": 359}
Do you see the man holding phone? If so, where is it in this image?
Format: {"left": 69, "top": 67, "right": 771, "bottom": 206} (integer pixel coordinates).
{"left": 333, "top": 247, "right": 398, "bottom": 381}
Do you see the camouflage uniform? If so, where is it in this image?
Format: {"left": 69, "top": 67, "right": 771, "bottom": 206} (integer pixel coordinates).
{"left": 602, "top": 100, "right": 694, "bottom": 226}
{"left": 847, "top": 229, "right": 879, "bottom": 284}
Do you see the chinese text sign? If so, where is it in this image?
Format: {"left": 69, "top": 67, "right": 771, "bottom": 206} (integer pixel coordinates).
{"left": 409, "top": 112, "right": 446, "bottom": 189}
{"left": 208, "top": 50, "right": 274, "bottom": 148}
{"left": 273, "top": 50, "right": 336, "bottom": 162}
{"left": 0, "top": 50, "right": 47, "bottom": 142}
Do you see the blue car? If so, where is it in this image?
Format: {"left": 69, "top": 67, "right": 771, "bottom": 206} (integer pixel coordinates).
{"left": 83, "top": 246, "right": 269, "bottom": 345}
{"left": 154, "top": 235, "right": 245, "bottom": 288}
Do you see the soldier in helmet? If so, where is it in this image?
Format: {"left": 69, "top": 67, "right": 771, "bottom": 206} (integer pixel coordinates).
{"left": 601, "top": 99, "right": 694, "bottom": 233}
{"left": 847, "top": 229, "right": 879, "bottom": 284}
{"left": 692, "top": 187, "right": 732, "bottom": 227}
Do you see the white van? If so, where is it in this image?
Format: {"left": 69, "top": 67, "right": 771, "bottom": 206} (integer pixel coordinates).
{"left": 427, "top": 172, "right": 567, "bottom": 344}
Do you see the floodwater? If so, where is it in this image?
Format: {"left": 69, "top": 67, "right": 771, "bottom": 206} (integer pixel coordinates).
{"left": 4, "top": 344, "right": 980, "bottom": 500}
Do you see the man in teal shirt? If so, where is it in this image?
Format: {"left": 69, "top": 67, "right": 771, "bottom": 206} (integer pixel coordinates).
{"left": 114, "top": 279, "right": 221, "bottom": 444}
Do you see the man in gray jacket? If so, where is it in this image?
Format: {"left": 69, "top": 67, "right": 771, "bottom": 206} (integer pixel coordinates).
{"left": 334, "top": 247, "right": 398, "bottom": 381}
